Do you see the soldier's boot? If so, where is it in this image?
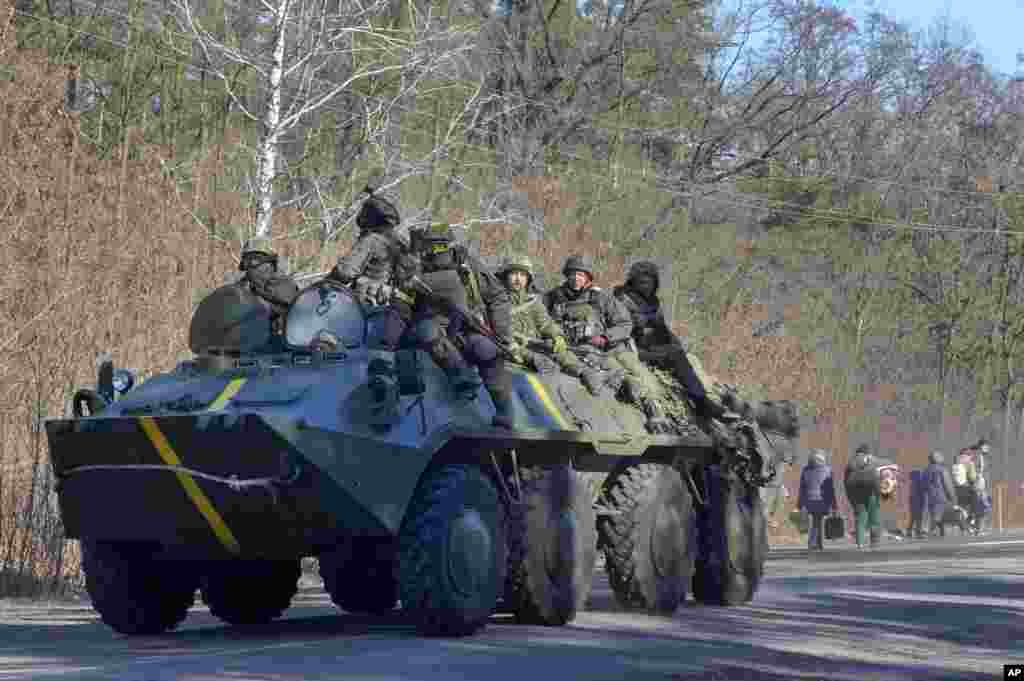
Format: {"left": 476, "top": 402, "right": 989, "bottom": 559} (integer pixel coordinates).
{"left": 426, "top": 336, "right": 480, "bottom": 400}
{"left": 366, "top": 351, "right": 400, "bottom": 429}
{"left": 481, "top": 362, "right": 515, "bottom": 429}
{"left": 638, "top": 396, "right": 672, "bottom": 434}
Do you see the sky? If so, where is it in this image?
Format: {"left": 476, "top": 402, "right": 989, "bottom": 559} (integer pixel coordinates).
{"left": 840, "top": 0, "right": 1024, "bottom": 77}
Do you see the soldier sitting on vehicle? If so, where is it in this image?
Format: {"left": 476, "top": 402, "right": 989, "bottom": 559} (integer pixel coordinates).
{"left": 544, "top": 254, "right": 671, "bottom": 434}
{"left": 237, "top": 237, "right": 300, "bottom": 347}
{"left": 326, "top": 185, "right": 417, "bottom": 346}
{"left": 324, "top": 187, "right": 421, "bottom": 417}
{"left": 405, "top": 223, "right": 517, "bottom": 429}
{"left": 496, "top": 254, "right": 610, "bottom": 396}
{"left": 612, "top": 260, "right": 731, "bottom": 422}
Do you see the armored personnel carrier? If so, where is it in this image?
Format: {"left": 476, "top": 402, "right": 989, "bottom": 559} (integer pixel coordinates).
{"left": 47, "top": 277, "right": 796, "bottom": 637}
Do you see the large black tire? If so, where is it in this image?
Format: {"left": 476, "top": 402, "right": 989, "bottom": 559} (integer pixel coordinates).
{"left": 596, "top": 463, "right": 695, "bottom": 615}
{"left": 200, "top": 559, "right": 301, "bottom": 625}
{"left": 398, "top": 464, "right": 507, "bottom": 636}
{"left": 692, "top": 465, "right": 767, "bottom": 606}
{"left": 82, "top": 540, "right": 198, "bottom": 635}
{"left": 505, "top": 465, "right": 598, "bottom": 626}
{"left": 319, "top": 537, "right": 398, "bottom": 615}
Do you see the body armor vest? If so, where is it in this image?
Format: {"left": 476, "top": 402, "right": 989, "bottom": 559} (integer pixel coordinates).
{"left": 548, "top": 287, "right": 604, "bottom": 345}
{"left": 365, "top": 232, "right": 406, "bottom": 283}
{"left": 422, "top": 246, "right": 482, "bottom": 310}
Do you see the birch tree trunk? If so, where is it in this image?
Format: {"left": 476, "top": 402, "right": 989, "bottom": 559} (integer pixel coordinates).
{"left": 253, "top": 0, "right": 289, "bottom": 238}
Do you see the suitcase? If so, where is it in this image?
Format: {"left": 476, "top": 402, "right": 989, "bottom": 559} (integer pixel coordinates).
{"left": 824, "top": 513, "right": 845, "bottom": 540}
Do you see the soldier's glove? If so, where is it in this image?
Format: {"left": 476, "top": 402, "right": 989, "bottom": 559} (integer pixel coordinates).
{"left": 550, "top": 335, "right": 568, "bottom": 354}
{"left": 588, "top": 335, "right": 609, "bottom": 349}
{"left": 374, "top": 283, "right": 394, "bottom": 306}
{"left": 505, "top": 340, "right": 526, "bottom": 365}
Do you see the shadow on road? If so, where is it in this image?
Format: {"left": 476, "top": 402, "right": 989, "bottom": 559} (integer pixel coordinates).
{"left": 0, "top": 572, "right": 1015, "bottom": 680}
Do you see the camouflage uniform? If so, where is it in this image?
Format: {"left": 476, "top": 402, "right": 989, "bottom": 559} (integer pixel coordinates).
{"left": 496, "top": 255, "right": 606, "bottom": 394}
{"left": 613, "top": 261, "right": 725, "bottom": 421}
{"left": 237, "top": 238, "right": 299, "bottom": 347}
{"left": 544, "top": 255, "right": 670, "bottom": 432}
{"left": 327, "top": 190, "right": 417, "bottom": 352}
{"left": 407, "top": 224, "right": 515, "bottom": 429}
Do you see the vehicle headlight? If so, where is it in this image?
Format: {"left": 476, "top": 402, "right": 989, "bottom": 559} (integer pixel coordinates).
{"left": 112, "top": 368, "right": 135, "bottom": 395}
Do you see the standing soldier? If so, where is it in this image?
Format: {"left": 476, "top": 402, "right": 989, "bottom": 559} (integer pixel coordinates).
{"left": 613, "top": 260, "right": 729, "bottom": 421}
{"left": 496, "top": 254, "right": 608, "bottom": 395}
{"left": 406, "top": 223, "right": 517, "bottom": 429}
{"left": 544, "top": 254, "right": 671, "bottom": 433}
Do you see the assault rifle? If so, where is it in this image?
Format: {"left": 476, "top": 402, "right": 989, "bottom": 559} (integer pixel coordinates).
{"left": 405, "top": 275, "right": 518, "bottom": 359}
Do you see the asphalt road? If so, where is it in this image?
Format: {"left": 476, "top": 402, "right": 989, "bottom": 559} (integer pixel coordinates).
{"left": 1, "top": 534, "right": 1022, "bottom": 681}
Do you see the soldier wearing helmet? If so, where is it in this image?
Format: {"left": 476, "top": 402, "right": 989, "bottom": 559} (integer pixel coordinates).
{"left": 497, "top": 254, "right": 608, "bottom": 395}
{"left": 237, "top": 237, "right": 299, "bottom": 345}
{"left": 544, "top": 254, "right": 671, "bottom": 433}
{"left": 406, "top": 223, "right": 516, "bottom": 429}
{"left": 613, "top": 260, "right": 729, "bottom": 422}
{"left": 327, "top": 186, "right": 418, "bottom": 339}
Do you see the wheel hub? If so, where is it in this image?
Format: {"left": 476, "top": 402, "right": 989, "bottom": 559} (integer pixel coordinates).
{"left": 447, "top": 510, "right": 493, "bottom": 598}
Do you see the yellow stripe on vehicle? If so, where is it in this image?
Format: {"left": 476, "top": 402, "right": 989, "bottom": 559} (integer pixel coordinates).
{"left": 207, "top": 378, "right": 247, "bottom": 411}
{"left": 138, "top": 417, "right": 241, "bottom": 554}
{"left": 524, "top": 374, "right": 573, "bottom": 431}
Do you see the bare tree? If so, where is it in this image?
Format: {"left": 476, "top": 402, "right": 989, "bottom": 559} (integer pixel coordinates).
{"left": 171, "top": 0, "right": 474, "bottom": 240}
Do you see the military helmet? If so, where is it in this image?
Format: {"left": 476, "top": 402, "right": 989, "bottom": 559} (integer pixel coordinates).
{"left": 356, "top": 189, "right": 401, "bottom": 232}
{"left": 499, "top": 254, "right": 534, "bottom": 279}
{"left": 239, "top": 237, "right": 278, "bottom": 271}
{"left": 562, "top": 254, "right": 594, "bottom": 278}
{"left": 627, "top": 260, "right": 660, "bottom": 281}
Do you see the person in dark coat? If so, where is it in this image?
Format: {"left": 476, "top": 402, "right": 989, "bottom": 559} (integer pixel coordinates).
{"left": 406, "top": 223, "right": 516, "bottom": 428}
{"left": 924, "top": 450, "right": 957, "bottom": 537}
{"left": 844, "top": 444, "right": 882, "bottom": 548}
{"left": 798, "top": 449, "right": 837, "bottom": 551}
{"left": 908, "top": 469, "right": 927, "bottom": 539}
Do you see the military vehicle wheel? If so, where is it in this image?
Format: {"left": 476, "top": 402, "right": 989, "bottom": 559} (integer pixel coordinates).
{"left": 505, "top": 465, "right": 598, "bottom": 626}
{"left": 692, "top": 465, "right": 767, "bottom": 606}
{"left": 319, "top": 537, "right": 398, "bottom": 614}
{"left": 201, "top": 559, "right": 301, "bottom": 625}
{"left": 597, "top": 463, "right": 694, "bottom": 615}
{"left": 398, "top": 464, "right": 507, "bottom": 636}
{"left": 82, "top": 540, "right": 198, "bottom": 635}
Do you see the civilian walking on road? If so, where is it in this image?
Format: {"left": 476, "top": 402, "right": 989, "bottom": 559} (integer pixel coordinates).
{"left": 844, "top": 444, "right": 882, "bottom": 549}
{"left": 924, "top": 451, "right": 957, "bottom": 537}
{"left": 909, "top": 469, "right": 927, "bottom": 539}
{"left": 799, "top": 449, "right": 837, "bottom": 551}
